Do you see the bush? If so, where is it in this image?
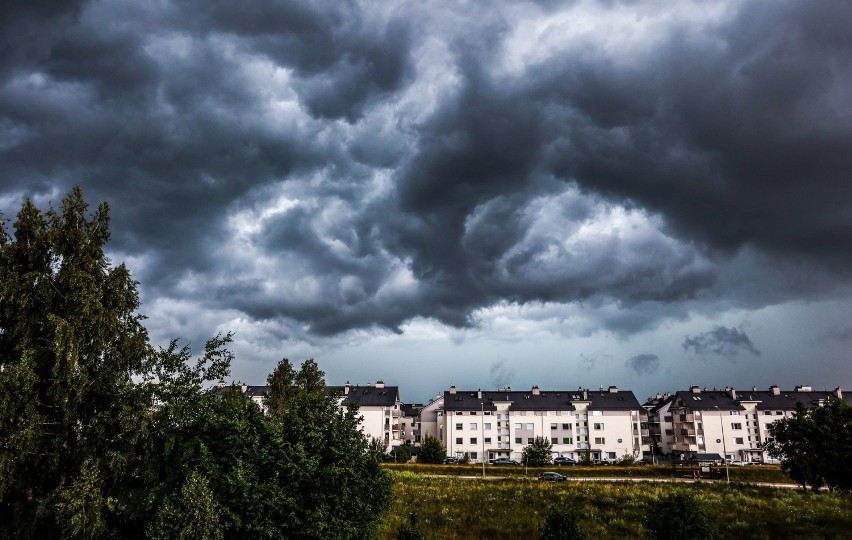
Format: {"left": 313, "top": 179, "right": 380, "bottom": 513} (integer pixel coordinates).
{"left": 397, "top": 513, "right": 425, "bottom": 540}
{"left": 645, "top": 491, "right": 714, "bottom": 540}
{"left": 418, "top": 435, "right": 446, "bottom": 464}
{"left": 540, "top": 506, "right": 587, "bottom": 540}
{"left": 523, "top": 436, "right": 553, "bottom": 467}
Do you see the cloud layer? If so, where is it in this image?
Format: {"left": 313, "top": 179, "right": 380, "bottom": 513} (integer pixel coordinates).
{"left": 1, "top": 0, "right": 850, "bottom": 398}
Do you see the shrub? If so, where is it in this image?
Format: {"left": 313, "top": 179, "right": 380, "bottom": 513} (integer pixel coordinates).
{"left": 645, "top": 491, "right": 714, "bottom": 540}
{"left": 397, "top": 513, "right": 425, "bottom": 540}
{"left": 540, "top": 506, "right": 587, "bottom": 540}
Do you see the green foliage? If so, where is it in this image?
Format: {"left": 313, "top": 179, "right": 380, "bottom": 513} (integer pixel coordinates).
{"left": 523, "top": 437, "right": 553, "bottom": 467}
{"left": 644, "top": 491, "right": 714, "bottom": 540}
{"left": 418, "top": 435, "right": 447, "bottom": 464}
{"left": 148, "top": 472, "right": 223, "bottom": 540}
{"left": 369, "top": 437, "right": 390, "bottom": 460}
{"left": 768, "top": 398, "right": 852, "bottom": 492}
{"left": 0, "top": 187, "right": 152, "bottom": 537}
{"left": 580, "top": 449, "right": 593, "bottom": 466}
{"left": 396, "top": 513, "right": 425, "bottom": 540}
{"left": 615, "top": 454, "right": 635, "bottom": 466}
{"left": 540, "top": 506, "right": 587, "bottom": 540}
{"left": 396, "top": 445, "right": 412, "bottom": 463}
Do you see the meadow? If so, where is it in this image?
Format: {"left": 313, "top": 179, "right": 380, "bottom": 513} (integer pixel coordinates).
{"left": 378, "top": 466, "right": 852, "bottom": 539}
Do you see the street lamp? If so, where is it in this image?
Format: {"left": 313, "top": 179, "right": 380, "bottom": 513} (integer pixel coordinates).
{"left": 481, "top": 401, "right": 486, "bottom": 478}
{"left": 714, "top": 406, "right": 730, "bottom": 483}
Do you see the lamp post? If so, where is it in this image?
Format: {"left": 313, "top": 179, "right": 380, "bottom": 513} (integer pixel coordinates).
{"left": 481, "top": 401, "right": 486, "bottom": 478}
{"left": 714, "top": 406, "right": 730, "bottom": 483}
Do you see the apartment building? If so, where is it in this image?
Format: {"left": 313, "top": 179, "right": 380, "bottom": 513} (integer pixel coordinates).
{"left": 438, "top": 385, "right": 646, "bottom": 463}
{"left": 642, "top": 392, "right": 675, "bottom": 458}
{"left": 668, "top": 385, "right": 848, "bottom": 463}
{"left": 327, "top": 381, "right": 402, "bottom": 451}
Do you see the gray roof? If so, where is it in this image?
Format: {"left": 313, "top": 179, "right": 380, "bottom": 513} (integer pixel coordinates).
{"left": 672, "top": 388, "right": 849, "bottom": 411}
{"left": 442, "top": 388, "right": 642, "bottom": 412}
{"left": 328, "top": 385, "right": 400, "bottom": 407}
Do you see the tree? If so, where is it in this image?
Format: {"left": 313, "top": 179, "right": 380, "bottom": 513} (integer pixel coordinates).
{"left": 418, "top": 435, "right": 446, "bottom": 464}
{"left": 768, "top": 398, "right": 852, "bottom": 492}
{"left": 644, "top": 491, "right": 714, "bottom": 540}
{"left": 523, "top": 436, "right": 553, "bottom": 467}
{"left": 396, "top": 445, "right": 412, "bottom": 463}
{"left": 0, "top": 187, "right": 152, "bottom": 537}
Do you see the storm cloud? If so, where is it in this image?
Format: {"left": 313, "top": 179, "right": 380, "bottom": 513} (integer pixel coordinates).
{"left": 682, "top": 326, "right": 761, "bottom": 358}
{"left": 1, "top": 0, "right": 850, "bottom": 398}
{"left": 626, "top": 354, "right": 660, "bottom": 377}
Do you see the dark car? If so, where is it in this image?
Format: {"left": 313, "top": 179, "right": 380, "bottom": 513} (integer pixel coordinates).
{"left": 553, "top": 457, "right": 576, "bottom": 466}
{"left": 538, "top": 471, "right": 567, "bottom": 482}
{"left": 443, "top": 456, "right": 459, "bottom": 464}
{"left": 491, "top": 458, "right": 520, "bottom": 466}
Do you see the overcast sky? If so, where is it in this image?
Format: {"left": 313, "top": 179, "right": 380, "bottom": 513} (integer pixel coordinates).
{"left": 2, "top": 0, "right": 851, "bottom": 403}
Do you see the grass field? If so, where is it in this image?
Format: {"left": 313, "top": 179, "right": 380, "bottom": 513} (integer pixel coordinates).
{"left": 378, "top": 467, "right": 852, "bottom": 539}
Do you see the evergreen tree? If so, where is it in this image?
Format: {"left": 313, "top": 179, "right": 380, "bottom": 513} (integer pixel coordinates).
{"left": 418, "top": 435, "right": 446, "bottom": 464}
{"left": 523, "top": 436, "right": 553, "bottom": 467}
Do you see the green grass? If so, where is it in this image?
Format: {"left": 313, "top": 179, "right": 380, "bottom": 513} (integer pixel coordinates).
{"left": 378, "top": 469, "right": 852, "bottom": 539}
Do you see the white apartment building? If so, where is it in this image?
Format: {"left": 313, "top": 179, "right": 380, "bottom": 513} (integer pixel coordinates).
{"left": 668, "top": 385, "right": 848, "bottom": 463}
{"left": 438, "top": 385, "right": 646, "bottom": 463}
{"left": 327, "top": 381, "right": 403, "bottom": 451}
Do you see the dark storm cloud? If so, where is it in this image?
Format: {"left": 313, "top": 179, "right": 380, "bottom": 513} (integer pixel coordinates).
{"left": 1, "top": 0, "right": 851, "bottom": 341}
{"left": 626, "top": 354, "right": 660, "bottom": 377}
{"left": 682, "top": 326, "right": 761, "bottom": 358}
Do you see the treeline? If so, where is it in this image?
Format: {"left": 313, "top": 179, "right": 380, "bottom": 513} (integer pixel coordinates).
{"left": 0, "top": 188, "right": 391, "bottom": 539}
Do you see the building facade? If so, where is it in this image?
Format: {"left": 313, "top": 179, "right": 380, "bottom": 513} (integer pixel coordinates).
{"left": 437, "top": 385, "right": 646, "bottom": 463}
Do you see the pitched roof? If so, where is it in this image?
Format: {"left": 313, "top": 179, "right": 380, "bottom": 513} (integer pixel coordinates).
{"left": 327, "top": 385, "right": 400, "bottom": 407}
{"left": 672, "top": 388, "right": 850, "bottom": 411}
{"left": 442, "top": 388, "right": 641, "bottom": 411}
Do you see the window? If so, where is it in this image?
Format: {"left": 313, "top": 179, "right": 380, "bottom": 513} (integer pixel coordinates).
{"left": 470, "top": 452, "right": 477, "bottom": 459}
{"left": 470, "top": 438, "right": 477, "bottom": 444}
{"left": 455, "top": 437, "right": 462, "bottom": 444}
{"left": 665, "top": 429, "right": 674, "bottom": 436}
{"left": 731, "top": 423, "right": 742, "bottom": 430}
{"left": 455, "top": 423, "right": 463, "bottom": 430}
{"left": 515, "top": 437, "right": 522, "bottom": 444}
{"left": 562, "top": 423, "right": 571, "bottom": 430}
{"left": 484, "top": 437, "right": 491, "bottom": 444}
{"left": 594, "top": 437, "right": 605, "bottom": 445}
{"left": 470, "top": 423, "right": 477, "bottom": 430}
{"left": 763, "top": 410, "right": 771, "bottom": 415}
{"left": 514, "top": 423, "right": 522, "bottom": 430}
{"left": 730, "top": 411, "right": 741, "bottom": 416}
{"left": 551, "top": 423, "right": 557, "bottom": 430}
{"left": 593, "top": 423, "right": 604, "bottom": 430}
{"left": 607, "top": 452, "right": 616, "bottom": 460}
{"left": 563, "top": 437, "right": 572, "bottom": 444}
{"left": 765, "top": 423, "right": 773, "bottom": 429}
{"left": 484, "top": 422, "right": 492, "bottom": 430}
{"left": 526, "top": 423, "right": 534, "bottom": 430}
{"left": 734, "top": 437, "right": 744, "bottom": 445}
{"left": 592, "top": 410, "right": 602, "bottom": 416}
{"left": 527, "top": 437, "right": 534, "bottom": 444}
{"left": 551, "top": 438, "right": 558, "bottom": 444}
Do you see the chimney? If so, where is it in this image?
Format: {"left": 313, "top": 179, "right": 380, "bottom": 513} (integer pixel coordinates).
{"left": 834, "top": 387, "right": 843, "bottom": 399}
{"left": 770, "top": 385, "right": 780, "bottom": 395}
{"left": 728, "top": 388, "right": 736, "bottom": 400}
{"left": 376, "top": 380, "right": 385, "bottom": 389}
{"left": 690, "top": 385, "right": 701, "bottom": 394}
{"left": 752, "top": 385, "right": 757, "bottom": 392}
{"left": 532, "top": 386, "right": 540, "bottom": 396}
{"left": 344, "top": 382, "right": 350, "bottom": 395}
{"left": 217, "top": 379, "right": 226, "bottom": 388}
{"left": 449, "top": 385, "right": 457, "bottom": 395}
{"left": 477, "top": 389, "right": 482, "bottom": 399}
{"left": 608, "top": 385, "right": 618, "bottom": 393}
{"left": 582, "top": 389, "right": 588, "bottom": 400}
{"left": 795, "top": 385, "right": 812, "bottom": 392}
{"left": 241, "top": 383, "right": 248, "bottom": 393}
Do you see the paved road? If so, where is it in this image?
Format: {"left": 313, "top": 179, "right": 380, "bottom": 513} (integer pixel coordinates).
{"left": 443, "top": 474, "right": 809, "bottom": 490}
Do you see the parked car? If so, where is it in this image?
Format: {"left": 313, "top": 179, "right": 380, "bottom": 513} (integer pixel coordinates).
{"left": 538, "top": 471, "right": 567, "bottom": 482}
{"left": 553, "top": 457, "right": 576, "bottom": 466}
{"left": 727, "top": 460, "right": 747, "bottom": 466}
{"left": 491, "top": 458, "right": 520, "bottom": 466}
{"left": 593, "top": 459, "right": 613, "bottom": 466}
{"left": 443, "top": 456, "right": 459, "bottom": 464}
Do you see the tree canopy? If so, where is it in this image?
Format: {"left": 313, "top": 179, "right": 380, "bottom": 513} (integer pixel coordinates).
{"left": 767, "top": 397, "right": 852, "bottom": 492}
{"left": 522, "top": 437, "right": 553, "bottom": 467}
{"left": 0, "top": 188, "right": 392, "bottom": 538}
{"left": 417, "top": 435, "right": 446, "bottom": 464}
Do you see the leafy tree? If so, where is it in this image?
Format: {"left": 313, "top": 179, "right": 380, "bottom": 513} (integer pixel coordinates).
{"left": 0, "top": 187, "right": 152, "bottom": 537}
{"left": 768, "top": 398, "right": 852, "bottom": 492}
{"left": 368, "top": 437, "right": 389, "bottom": 460}
{"left": 418, "top": 435, "right": 446, "bottom": 464}
{"left": 523, "top": 436, "right": 553, "bottom": 467}
{"left": 539, "top": 506, "right": 587, "bottom": 540}
{"left": 396, "top": 445, "right": 412, "bottom": 463}
{"left": 148, "top": 472, "right": 223, "bottom": 540}
{"left": 644, "top": 491, "right": 714, "bottom": 540}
